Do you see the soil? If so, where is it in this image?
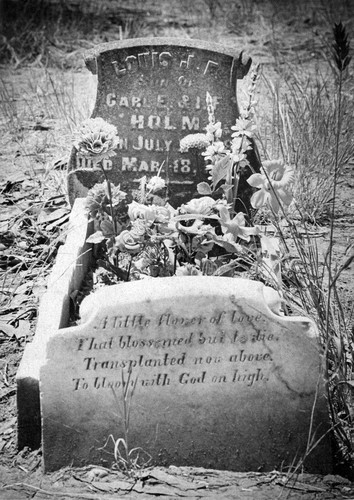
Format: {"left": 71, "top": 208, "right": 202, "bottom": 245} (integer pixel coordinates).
{"left": 1, "top": 0, "right": 354, "bottom": 498}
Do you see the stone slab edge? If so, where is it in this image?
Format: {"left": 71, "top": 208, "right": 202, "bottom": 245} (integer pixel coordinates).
{"left": 16, "top": 198, "right": 93, "bottom": 450}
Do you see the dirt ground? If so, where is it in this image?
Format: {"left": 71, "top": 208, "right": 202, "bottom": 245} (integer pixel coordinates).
{"left": 1, "top": 0, "right": 354, "bottom": 498}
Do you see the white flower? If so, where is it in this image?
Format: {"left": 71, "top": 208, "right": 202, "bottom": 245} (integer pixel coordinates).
{"left": 146, "top": 176, "right": 166, "bottom": 192}
{"left": 74, "top": 117, "right": 119, "bottom": 164}
{"left": 175, "top": 264, "right": 202, "bottom": 276}
{"left": 202, "top": 141, "right": 226, "bottom": 162}
{"left": 247, "top": 160, "right": 295, "bottom": 212}
{"left": 231, "top": 118, "right": 256, "bottom": 138}
{"left": 181, "top": 196, "right": 216, "bottom": 215}
{"left": 180, "top": 134, "right": 210, "bottom": 152}
{"left": 205, "top": 121, "right": 222, "bottom": 142}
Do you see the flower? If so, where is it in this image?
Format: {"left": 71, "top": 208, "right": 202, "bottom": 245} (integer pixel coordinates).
{"left": 176, "top": 220, "right": 213, "bottom": 236}
{"left": 231, "top": 118, "right": 256, "bottom": 138}
{"left": 115, "top": 229, "right": 142, "bottom": 254}
{"left": 180, "top": 133, "right": 210, "bottom": 152}
{"left": 86, "top": 181, "right": 126, "bottom": 215}
{"left": 181, "top": 197, "right": 216, "bottom": 216}
{"left": 128, "top": 201, "right": 171, "bottom": 224}
{"left": 130, "top": 219, "right": 147, "bottom": 241}
{"left": 74, "top": 118, "right": 119, "bottom": 164}
{"left": 146, "top": 176, "right": 166, "bottom": 192}
{"left": 175, "top": 264, "right": 202, "bottom": 276}
{"left": 205, "top": 121, "right": 223, "bottom": 142}
{"left": 128, "top": 201, "right": 152, "bottom": 221}
{"left": 192, "top": 231, "right": 215, "bottom": 254}
{"left": 247, "top": 160, "right": 295, "bottom": 212}
{"left": 218, "top": 207, "right": 259, "bottom": 242}
{"left": 202, "top": 141, "right": 226, "bottom": 162}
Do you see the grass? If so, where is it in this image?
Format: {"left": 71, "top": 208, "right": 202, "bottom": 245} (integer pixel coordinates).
{"left": 1, "top": 0, "right": 354, "bottom": 479}
{"left": 254, "top": 22, "right": 354, "bottom": 474}
{"left": 0, "top": 0, "right": 149, "bottom": 68}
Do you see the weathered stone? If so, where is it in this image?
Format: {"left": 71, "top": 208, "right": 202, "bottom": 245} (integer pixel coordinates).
{"left": 67, "top": 38, "right": 260, "bottom": 211}
{"left": 16, "top": 199, "right": 93, "bottom": 450}
{"left": 40, "top": 277, "right": 332, "bottom": 473}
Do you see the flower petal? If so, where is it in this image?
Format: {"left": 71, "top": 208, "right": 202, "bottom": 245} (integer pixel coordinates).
{"left": 250, "top": 189, "right": 269, "bottom": 209}
{"left": 247, "top": 173, "right": 266, "bottom": 189}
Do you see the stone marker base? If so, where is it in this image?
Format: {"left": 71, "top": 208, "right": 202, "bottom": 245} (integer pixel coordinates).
{"left": 16, "top": 198, "right": 93, "bottom": 450}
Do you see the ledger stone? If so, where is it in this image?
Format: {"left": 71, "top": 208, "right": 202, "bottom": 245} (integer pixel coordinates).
{"left": 40, "top": 277, "right": 332, "bottom": 473}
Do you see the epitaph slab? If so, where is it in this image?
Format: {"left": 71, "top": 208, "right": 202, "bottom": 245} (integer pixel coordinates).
{"left": 68, "top": 38, "right": 260, "bottom": 210}
{"left": 40, "top": 277, "right": 332, "bottom": 473}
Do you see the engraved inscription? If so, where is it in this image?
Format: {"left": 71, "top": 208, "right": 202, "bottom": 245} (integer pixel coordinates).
{"left": 111, "top": 51, "right": 220, "bottom": 78}
{"left": 71, "top": 308, "right": 279, "bottom": 392}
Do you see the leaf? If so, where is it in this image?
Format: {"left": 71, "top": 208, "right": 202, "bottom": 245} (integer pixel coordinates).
{"left": 100, "top": 219, "right": 116, "bottom": 237}
{"left": 148, "top": 469, "right": 206, "bottom": 491}
{"left": 1, "top": 172, "right": 27, "bottom": 187}
{"left": 212, "top": 155, "right": 233, "bottom": 189}
{"left": 0, "top": 206, "right": 22, "bottom": 223}
{"left": 97, "top": 259, "right": 129, "bottom": 281}
{"left": 0, "top": 322, "right": 17, "bottom": 337}
{"left": 133, "top": 484, "right": 178, "bottom": 496}
{"left": 86, "top": 231, "right": 106, "bottom": 244}
{"left": 37, "top": 208, "right": 70, "bottom": 225}
{"left": 53, "top": 157, "right": 68, "bottom": 170}
{"left": 46, "top": 213, "right": 70, "bottom": 231}
{"left": 91, "top": 479, "right": 133, "bottom": 492}
{"left": 197, "top": 182, "right": 212, "bottom": 195}
{"left": 14, "top": 282, "right": 33, "bottom": 295}
{"left": 173, "top": 214, "right": 219, "bottom": 222}
{"left": 14, "top": 320, "right": 31, "bottom": 339}
{"left": 220, "top": 183, "right": 233, "bottom": 194}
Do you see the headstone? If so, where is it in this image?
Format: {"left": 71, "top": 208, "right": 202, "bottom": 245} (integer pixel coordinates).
{"left": 67, "top": 38, "right": 261, "bottom": 211}
{"left": 40, "top": 277, "right": 332, "bottom": 473}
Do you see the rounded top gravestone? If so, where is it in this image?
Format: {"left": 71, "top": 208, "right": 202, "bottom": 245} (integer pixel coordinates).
{"left": 67, "top": 38, "right": 261, "bottom": 211}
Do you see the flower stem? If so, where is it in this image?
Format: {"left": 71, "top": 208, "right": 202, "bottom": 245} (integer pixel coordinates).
{"left": 325, "top": 68, "right": 343, "bottom": 342}
{"left": 101, "top": 165, "right": 118, "bottom": 236}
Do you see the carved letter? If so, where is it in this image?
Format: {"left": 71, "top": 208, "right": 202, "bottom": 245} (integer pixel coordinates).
{"left": 131, "top": 115, "right": 144, "bottom": 129}
{"left": 147, "top": 115, "right": 161, "bottom": 129}
{"left": 157, "top": 95, "right": 167, "bottom": 106}
{"left": 118, "top": 138, "right": 128, "bottom": 150}
{"left": 164, "top": 116, "right": 176, "bottom": 130}
{"left": 144, "top": 138, "right": 154, "bottom": 151}
{"left": 151, "top": 51, "right": 159, "bottom": 67}
{"left": 106, "top": 93, "right": 116, "bottom": 107}
{"left": 112, "top": 60, "right": 126, "bottom": 77}
{"left": 180, "top": 54, "right": 195, "bottom": 69}
{"left": 122, "top": 157, "right": 138, "bottom": 171}
{"left": 131, "top": 96, "right": 142, "bottom": 108}
{"left": 203, "top": 60, "right": 219, "bottom": 75}
{"left": 150, "top": 161, "right": 160, "bottom": 172}
{"left": 125, "top": 55, "right": 138, "bottom": 71}
{"left": 119, "top": 96, "right": 129, "bottom": 107}
{"left": 138, "top": 52, "right": 150, "bottom": 67}
{"left": 159, "top": 51, "right": 172, "bottom": 68}
{"left": 182, "top": 116, "right": 200, "bottom": 130}
{"left": 132, "top": 135, "right": 143, "bottom": 150}
{"left": 139, "top": 160, "right": 149, "bottom": 172}
{"left": 102, "top": 159, "right": 113, "bottom": 171}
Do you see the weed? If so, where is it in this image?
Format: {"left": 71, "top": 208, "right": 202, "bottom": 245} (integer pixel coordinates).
{"left": 259, "top": 21, "right": 354, "bottom": 474}
{"left": 0, "top": 0, "right": 147, "bottom": 68}
{"left": 100, "top": 367, "right": 151, "bottom": 474}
